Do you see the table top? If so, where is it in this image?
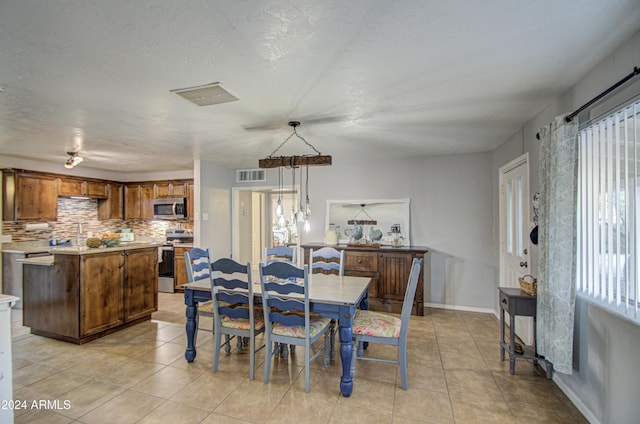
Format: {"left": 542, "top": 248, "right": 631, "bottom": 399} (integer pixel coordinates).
{"left": 182, "top": 273, "right": 371, "bottom": 306}
{"left": 498, "top": 287, "right": 536, "bottom": 298}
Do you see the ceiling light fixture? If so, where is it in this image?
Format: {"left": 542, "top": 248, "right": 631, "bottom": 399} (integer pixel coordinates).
{"left": 64, "top": 151, "right": 83, "bottom": 169}
{"left": 259, "top": 121, "right": 331, "bottom": 234}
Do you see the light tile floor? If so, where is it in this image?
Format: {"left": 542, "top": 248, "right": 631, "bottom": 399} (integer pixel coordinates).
{"left": 9, "top": 293, "right": 587, "bottom": 423}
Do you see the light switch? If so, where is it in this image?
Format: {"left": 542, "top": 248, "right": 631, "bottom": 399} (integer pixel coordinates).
{"left": 202, "top": 213, "right": 209, "bottom": 221}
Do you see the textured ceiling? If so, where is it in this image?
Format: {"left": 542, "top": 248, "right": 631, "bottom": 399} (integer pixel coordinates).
{"left": 1, "top": 0, "right": 639, "bottom": 173}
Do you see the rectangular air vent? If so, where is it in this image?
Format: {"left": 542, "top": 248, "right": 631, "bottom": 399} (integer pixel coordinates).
{"left": 236, "top": 169, "right": 266, "bottom": 183}
{"left": 170, "top": 82, "right": 238, "bottom": 107}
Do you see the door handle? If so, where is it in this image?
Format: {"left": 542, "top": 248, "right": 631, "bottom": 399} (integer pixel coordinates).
{"left": 520, "top": 261, "right": 528, "bottom": 268}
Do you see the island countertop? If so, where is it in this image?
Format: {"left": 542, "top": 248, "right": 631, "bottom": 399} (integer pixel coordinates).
{"left": 48, "top": 242, "right": 163, "bottom": 255}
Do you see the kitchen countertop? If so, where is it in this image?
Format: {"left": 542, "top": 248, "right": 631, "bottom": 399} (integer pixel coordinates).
{"left": 1, "top": 242, "right": 52, "bottom": 254}
{"left": 49, "top": 242, "right": 163, "bottom": 256}
{"left": 16, "top": 255, "right": 55, "bottom": 266}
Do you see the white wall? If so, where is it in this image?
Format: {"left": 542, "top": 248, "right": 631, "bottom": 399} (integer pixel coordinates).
{"left": 197, "top": 160, "right": 234, "bottom": 260}
{"left": 491, "top": 28, "right": 640, "bottom": 424}
{"left": 246, "top": 153, "right": 497, "bottom": 311}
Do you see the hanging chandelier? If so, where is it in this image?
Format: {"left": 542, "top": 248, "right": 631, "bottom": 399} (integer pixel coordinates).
{"left": 260, "top": 121, "right": 331, "bottom": 234}
{"left": 258, "top": 121, "right": 332, "bottom": 168}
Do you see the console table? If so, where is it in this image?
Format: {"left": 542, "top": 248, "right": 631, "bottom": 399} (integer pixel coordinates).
{"left": 301, "top": 243, "right": 428, "bottom": 316}
{"left": 498, "top": 287, "right": 552, "bottom": 378}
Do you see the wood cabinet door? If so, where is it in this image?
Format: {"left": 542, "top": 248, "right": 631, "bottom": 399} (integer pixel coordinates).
{"left": 80, "top": 252, "right": 125, "bottom": 336}
{"left": 57, "top": 178, "right": 84, "bottom": 197}
{"left": 154, "top": 183, "right": 171, "bottom": 198}
{"left": 173, "top": 246, "right": 189, "bottom": 289}
{"left": 140, "top": 185, "right": 155, "bottom": 219}
{"left": 85, "top": 181, "right": 107, "bottom": 199}
{"left": 97, "top": 184, "right": 123, "bottom": 220}
{"left": 124, "top": 185, "right": 141, "bottom": 219}
{"left": 378, "top": 252, "right": 414, "bottom": 302}
{"left": 124, "top": 248, "right": 158, "bottom": 321}
{"left": 15, "top": 174, "right": 58, "bottom": 220}
{"left": 171, "top": 182, "right": 187, "bottom": 197}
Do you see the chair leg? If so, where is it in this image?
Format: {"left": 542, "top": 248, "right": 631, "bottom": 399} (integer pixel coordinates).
{"left": 305, "top": 344, "right": 311, "bottom": 393}
{"left": 225, "top": 335, "right": 231, "bottom": 355}
{"left": 323, "top": 331, "right": 330, "bottom": 368}
{"left": 350, "top": 338, "right": 357, "bottom": 379}
{"left": 213, "top": 328, "right": 221, "bottom": 372}
{"left": 249, "top": 335, "right": 255, "bottom": 381}
{"left": 264, "top": 340, "right": 272, "bottom": 384}
{"left": 399, "top": 344, "right": 408, "bottom": 390}
{"left": 329, "top": 320, "right": 336, "bottom": 361}
{"left": 282, "top": 344, "right": 289, "bottom": 360}
{"left": 236, "top": 336, "right": 243, "bottom": 352}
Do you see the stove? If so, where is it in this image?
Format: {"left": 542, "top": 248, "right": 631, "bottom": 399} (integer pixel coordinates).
{"left": 158, "top": 229, "right": 194, "bottom": 293}
{"left": 164, "top": 228, "right": 194, "bottom": 245}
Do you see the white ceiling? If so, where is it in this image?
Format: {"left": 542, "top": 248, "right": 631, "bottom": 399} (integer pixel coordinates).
{"left": 1, "top": 0, "right": 639, "bottom": 173}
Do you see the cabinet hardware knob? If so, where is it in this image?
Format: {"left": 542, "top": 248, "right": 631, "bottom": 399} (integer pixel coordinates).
{"left": 520, "top": 261, "right": 528, "bottom": 267}
{"left": 502, "top": 299, "right": 507, "bottom": 304}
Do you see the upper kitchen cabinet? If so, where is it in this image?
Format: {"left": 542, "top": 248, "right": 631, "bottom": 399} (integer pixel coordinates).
{"left": 124, "top": 183, "right": 155, "bottom": 219}
{"left": 56, "top": 177, "right": 107, "bottom": 199}
{"left": 2, "top": 170, "right": 57, "bottom": 221}
{"left": 154, "top": 181, "right": 188, "bottom": 198}
{"left": 97, "top": 184, "right": 123, "bottom": 220}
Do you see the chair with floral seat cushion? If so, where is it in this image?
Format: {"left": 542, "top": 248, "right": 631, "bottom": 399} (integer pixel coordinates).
{"left": 264, "top": 245, "right": 298, "bottom": 357}
{"left": 210, "top": 257, "right": 265, "bottom": 380}
{"left": 350, "top": 257, "right": 423, "bottom": 390}
{"left": 259, "top": 261, "right": 332, "bottom": 393}
{"left": 184, "top": 247, "right": 215, "bottom": 333}
{"left": 309, "top": 246, "right": 344, "bottom": 359}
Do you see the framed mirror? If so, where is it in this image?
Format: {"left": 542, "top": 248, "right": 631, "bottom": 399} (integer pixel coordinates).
{"left": 325, "top": 198, "right": 411, "bottom": 246}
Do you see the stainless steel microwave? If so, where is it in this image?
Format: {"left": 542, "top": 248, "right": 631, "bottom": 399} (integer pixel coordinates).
{"left": 153, "top": 198, "right": 187, "bottom": 220}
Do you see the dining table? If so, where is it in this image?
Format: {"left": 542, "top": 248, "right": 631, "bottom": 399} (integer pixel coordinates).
{"left": 182, "top": 272, "right": 371, "bottom": 397}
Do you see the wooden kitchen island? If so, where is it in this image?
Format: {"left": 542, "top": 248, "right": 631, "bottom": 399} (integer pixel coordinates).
{"left": 20, "top": 243, "right": 160, "bottom": 344}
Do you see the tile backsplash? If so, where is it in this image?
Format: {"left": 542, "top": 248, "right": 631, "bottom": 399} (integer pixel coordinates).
{"left": 2, "top": 198, "right": 192, "bottom": 243}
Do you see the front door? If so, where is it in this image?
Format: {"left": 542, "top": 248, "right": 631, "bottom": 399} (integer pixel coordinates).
{"left": 499, "top": 153, "right": 533, "bottom": 344}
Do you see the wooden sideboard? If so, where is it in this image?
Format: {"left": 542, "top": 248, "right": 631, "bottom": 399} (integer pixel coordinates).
{"left": 301, "top": 243, "right": 428, "bottom": 316}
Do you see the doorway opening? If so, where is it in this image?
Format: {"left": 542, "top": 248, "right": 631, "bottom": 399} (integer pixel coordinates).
{"left": 232, "top": 187, "right": 299, "bottom": 265}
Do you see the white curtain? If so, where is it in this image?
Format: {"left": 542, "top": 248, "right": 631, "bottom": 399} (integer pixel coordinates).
{"left": 537, "top": 114, "right": 579, "bottom": 375}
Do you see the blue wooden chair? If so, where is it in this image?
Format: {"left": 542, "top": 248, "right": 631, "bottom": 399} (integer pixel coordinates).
{"left": 309, "top": 246, "right": 344, "bottom": 359}
{"left": 259, "top": 261, "right": 332, "bottom": 393}
{"left": 210, "top": 257, "right": 265, "bottom": 380}
{"left": 350, "top": 257, "right": 423, "bottom": 390}
{"left": 309, "top": 246, "right": 344, "bottom": 276}
{"left": 264, "top": 245, "right": 296, "bottom": 265}
{"left": 184, "top": 247, "right": 216, "bottom": 332}
{"left": 264, "top": 244, "right": 298, "bottom": 356}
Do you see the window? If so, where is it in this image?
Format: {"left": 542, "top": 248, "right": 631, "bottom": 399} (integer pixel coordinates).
{"left": 577, "top": 98, "right": 640, "bottom": 321}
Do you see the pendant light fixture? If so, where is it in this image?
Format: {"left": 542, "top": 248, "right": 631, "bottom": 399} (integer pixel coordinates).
{"left": 259, "top": 121, "right": 331, "bottom": 234}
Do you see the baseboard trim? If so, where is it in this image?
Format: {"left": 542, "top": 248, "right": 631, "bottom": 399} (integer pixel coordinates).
{"left": 425, "top": 302, "right": 495, "bottom": 315}
{"left": 552, "top": 375, "right": 599, "bottom": 424}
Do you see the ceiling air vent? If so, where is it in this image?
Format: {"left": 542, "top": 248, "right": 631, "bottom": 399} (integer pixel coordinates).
{"left": 170, "top": 82, "right": 238, "bottom": 107}
{"left": 236, "top": 169, "right": 266, "bottom": 183}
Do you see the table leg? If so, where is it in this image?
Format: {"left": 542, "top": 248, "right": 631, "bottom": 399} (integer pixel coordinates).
{"left": 338, "top": 314, "right": 354, "bottom": 397}
{"left": 500, "top": 308, "right": 505, "bottom": 361}
{"left": 509, "top": 313, "right": 515, "bottom": 375}
{"left": 184, "top": 292, "right": 197, "bottom": 363}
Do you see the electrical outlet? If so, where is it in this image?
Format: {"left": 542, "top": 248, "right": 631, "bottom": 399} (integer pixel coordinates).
{"left": 0, "top": 235, "right": 12, "bottom": 243}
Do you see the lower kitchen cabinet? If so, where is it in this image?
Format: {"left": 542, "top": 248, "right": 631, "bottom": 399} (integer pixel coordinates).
{"left": 23, "top": 246, "right": 158, "bottom": 343}
{"left": 302, "top": 243, "right": 428, "bottom": 316}
{"left": 124, "top": 248, "right": 158, "bottom": 321}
